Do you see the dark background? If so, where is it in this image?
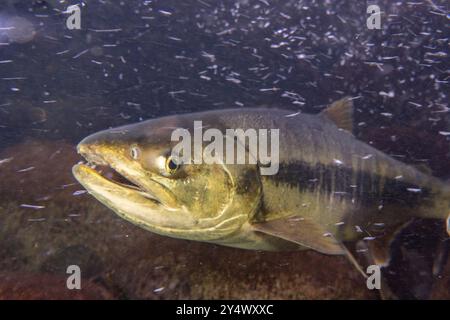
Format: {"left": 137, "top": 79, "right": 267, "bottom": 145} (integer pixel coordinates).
{"left": 0, "top": 0, "right": 448, "bottom": 175}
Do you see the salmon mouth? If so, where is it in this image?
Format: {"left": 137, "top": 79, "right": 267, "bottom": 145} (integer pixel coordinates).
{"left": 72, "top": 142, "right": 164, "bottom": 206}
{"left": 78, "top": 161, "right": 142, "bottom": 192}
{"left": 73, "top": 162, "right": 162, "bottom": 205}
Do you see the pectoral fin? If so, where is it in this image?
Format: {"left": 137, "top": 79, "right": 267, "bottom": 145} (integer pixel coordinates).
{"left": 252, "top": 216, "right": 368, "bottom": 278}
{"left": 251, "top": 217, "right": 345, "bottom": 255}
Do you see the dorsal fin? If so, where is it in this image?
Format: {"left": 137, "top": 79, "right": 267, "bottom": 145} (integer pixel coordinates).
{"left": 321, "top": 97, "right": 353, "bottom": 133}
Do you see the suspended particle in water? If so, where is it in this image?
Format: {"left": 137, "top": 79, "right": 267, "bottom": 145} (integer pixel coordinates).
{"left": 5, "top": 16, "right": 37, "bottom": 44}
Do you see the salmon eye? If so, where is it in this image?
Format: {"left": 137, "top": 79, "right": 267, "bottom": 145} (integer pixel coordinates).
{"left": 130, "top": 145, "right": 140, "bottom": 160}
{"left": 165, "top": 156, "right": 179, "bottom": 174}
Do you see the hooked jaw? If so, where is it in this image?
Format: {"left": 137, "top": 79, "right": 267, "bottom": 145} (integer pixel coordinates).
{"left": 72, "top": 141, "right": 170, "bottom": 230}
{"left": 73, "top": 134, "right": 192, "bottom": 229}
{"left": 72, "top": 137, "right": 241, "bottom": 241}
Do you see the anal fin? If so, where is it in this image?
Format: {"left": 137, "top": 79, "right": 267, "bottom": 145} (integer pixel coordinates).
{"left": 366, "top": 221, "right": 413, "bottom": 267}
{"left": 368, "top": 219, "right": 445, "bottom": 299}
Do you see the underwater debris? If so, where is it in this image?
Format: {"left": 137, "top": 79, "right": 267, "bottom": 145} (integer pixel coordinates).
{"left": 19, "top": 204, "right": 45, "bottom": 209}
